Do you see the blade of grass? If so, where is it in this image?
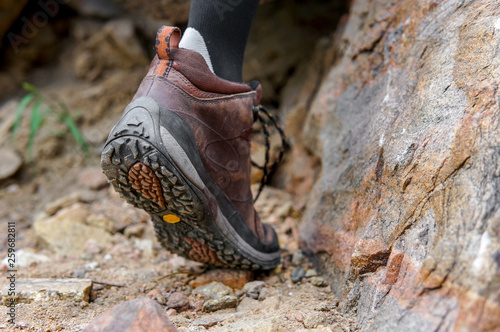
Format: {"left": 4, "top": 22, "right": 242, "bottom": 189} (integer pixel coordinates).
{"left": 27, "top": 100, "right": 42, "bottom": 160}
{"left": 12, "top": 93, "right": 34, "bottom": 140}
{"left": 57, "top": 98, "right": 90, "bottom": 156}
{"left": 22, "top": 82, "right": 39, "bottom": 96}
{"left": 62, "top": 115, "right": 89, "bottom": 156}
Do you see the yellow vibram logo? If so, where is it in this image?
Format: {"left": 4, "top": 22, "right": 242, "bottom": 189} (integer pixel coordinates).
{"left": 163, "top": 214, "right": 180, "bottom": 223}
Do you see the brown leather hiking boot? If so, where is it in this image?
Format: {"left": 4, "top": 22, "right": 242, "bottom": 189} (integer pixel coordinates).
{"left": 101, "top": 26, "right": 281, "bottom": 270}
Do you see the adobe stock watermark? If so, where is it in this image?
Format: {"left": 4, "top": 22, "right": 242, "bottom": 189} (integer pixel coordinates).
{"left": 211, "top": 0, "right": 244, "bottom": 22}
{"left": 6, "top": 221, "right": 17, "bottom": 325}
{"left": 7, "top": 0, "right": 71, "bottom": 53}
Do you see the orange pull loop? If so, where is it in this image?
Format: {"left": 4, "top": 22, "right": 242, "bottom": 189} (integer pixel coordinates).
{"left": 155, "top": 26, "right": 182, "bottom": 61}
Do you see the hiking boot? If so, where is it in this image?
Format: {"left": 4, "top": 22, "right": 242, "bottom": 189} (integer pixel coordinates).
{"left": 101, "top": 26, "right": 281, "bottom": 270}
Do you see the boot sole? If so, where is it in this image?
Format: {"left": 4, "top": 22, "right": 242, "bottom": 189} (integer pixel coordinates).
{"left": 101, "top": 97, "right": 281, "bottom": 270}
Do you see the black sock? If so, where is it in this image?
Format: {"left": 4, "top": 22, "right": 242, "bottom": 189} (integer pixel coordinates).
{"left": 180, "top": 0, "right": 260, "bottom": 82}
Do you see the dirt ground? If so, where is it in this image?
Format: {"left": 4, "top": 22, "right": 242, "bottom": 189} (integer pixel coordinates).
{"left": 0, "top": 154, "right": 358, "bottom": 331}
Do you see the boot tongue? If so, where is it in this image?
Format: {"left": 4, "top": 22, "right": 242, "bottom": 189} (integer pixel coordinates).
{"left": 155, "top": 26, "right": 181, "bottom": 61}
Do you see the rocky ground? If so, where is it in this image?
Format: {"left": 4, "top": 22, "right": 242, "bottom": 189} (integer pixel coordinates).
{"left": 0, "top": 163, "right": 357, "bottom": 331}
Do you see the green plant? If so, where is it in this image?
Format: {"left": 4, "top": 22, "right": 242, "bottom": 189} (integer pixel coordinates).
{"left": 12, "top": 82, "right": 89, "bottom": 161}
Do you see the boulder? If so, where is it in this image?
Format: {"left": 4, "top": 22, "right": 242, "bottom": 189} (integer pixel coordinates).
{"left": 293, "top": 0, "right": 500, "bottom": 330}
{"left": 83, "top": 297, "right": 178, "bottom": 332}
{"left": 34, "top": 203, "right": 113, "bottom": 256}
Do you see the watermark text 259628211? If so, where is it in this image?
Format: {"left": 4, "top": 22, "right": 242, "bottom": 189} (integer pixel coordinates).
{"left": 7, "top": 0, "right": 71, "bottom": 53}
{"left": 6, "top": 221, "right": 17, "bottom": 325}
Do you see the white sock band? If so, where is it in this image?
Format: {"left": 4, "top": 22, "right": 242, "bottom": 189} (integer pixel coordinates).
{"left": 179, "top": 27, "right": 215, "bottom": 74}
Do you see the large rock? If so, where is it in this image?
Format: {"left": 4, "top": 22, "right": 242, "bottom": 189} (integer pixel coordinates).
{"left": 83, "top": 297, "right": 178, "bottom": 332}
{"left": 294, "top": 0, "right": 500, "bottom": 331}
{"left": 33, "top": 203, "right": 113, "bottom": 256}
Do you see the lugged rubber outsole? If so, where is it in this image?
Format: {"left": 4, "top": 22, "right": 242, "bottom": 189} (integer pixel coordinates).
{"left": 101, "top": 135, "right": 271, "bottom": 270}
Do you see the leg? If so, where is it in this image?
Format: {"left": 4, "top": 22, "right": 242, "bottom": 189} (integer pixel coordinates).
{"left": 179, "top": 0, "right": 260, "bottom": 82}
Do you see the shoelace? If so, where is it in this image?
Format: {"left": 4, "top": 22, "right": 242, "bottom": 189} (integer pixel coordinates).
{"left": 251, "top": 105, "right": 287, "bottom": 202}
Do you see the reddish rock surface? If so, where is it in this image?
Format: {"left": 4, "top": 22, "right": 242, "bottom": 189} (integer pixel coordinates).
{"left": 288, "top": 0, "right": 500, "bottom": 330}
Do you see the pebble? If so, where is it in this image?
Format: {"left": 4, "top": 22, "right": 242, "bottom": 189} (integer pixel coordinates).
{"left": 186, "top": 327, "right": 206, "bottom": 332}
{"left": 6, "top": 184, "right": 19, "bottom": 193}
{"left": 167, "top": 292, "right": 189, "bottom": 311}
{"left": 124, "top": 223, "right": 145, "bottom": 238}
{"left": 134, "top": 238, "right": 153, "bottom": 258}
{"left": 44, "top": 192, "right": 82, "bottom": 216}
{"left": 291, "top": 250, "right": 304, "bottom": 266}
{"left": 83, "top": 297, "right": 178, "bottom": 331}
{"left": 305, "top": 269, "right": 318, "bottom": 277}
{"left": 186, "top": 300, "right": 200, "bottom": 312}
{"left": 291, "top": 267, "right": 306, "bottom": 283}
{"left": 72, "top": 268, "right": 88, "bottom": 278}
{"left": 294, "top": 311, "right": 305, "bottom": 322}
{"left": 189, "top": 317, "right": 221, "bottom": 328}
{"left": 243, "top": 280, "right": 265, "bottom": 299}
{"left": 265, "top": 275, "right": 281, "bottom": 286}
{"left": 194, "top": 281, "right": 232, "bottom": 300}
{"left": 147, "top": 289, "right": 167, "bottom": 306}
{"left": 203, "top": 295, "right": 238, "bottom": 313}
{"left": 85, "top": 261, "right": 100, "bottom": 270}
{"left": 93, "top": 298, "right": 104, "bottom": 305}
{"left": 84, "top": 238, "right": 103, "bottom": 255}
{"left": 0, "top": 148, "right": 22, "bottom": 181}
{"left": 166, "top": 308, "right": 177, "bottom": 316}
{"left": 310, "top": 276, "right": 328, "bottom": 287}
{"left": 78, "top": 167, "right": 108, "bottom": 190}
{"left": 254, "top": 322, "right": 280, "bottom": 332}
{"left": 303, "top": 312, "right": 328, "bottom": 328}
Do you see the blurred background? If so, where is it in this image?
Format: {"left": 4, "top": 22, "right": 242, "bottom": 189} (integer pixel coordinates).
{"left": 1, "top": 0, "right": 346, "bottom": 104}
{"left": 0, "top": 0, "right": 347, "bottom": 215}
